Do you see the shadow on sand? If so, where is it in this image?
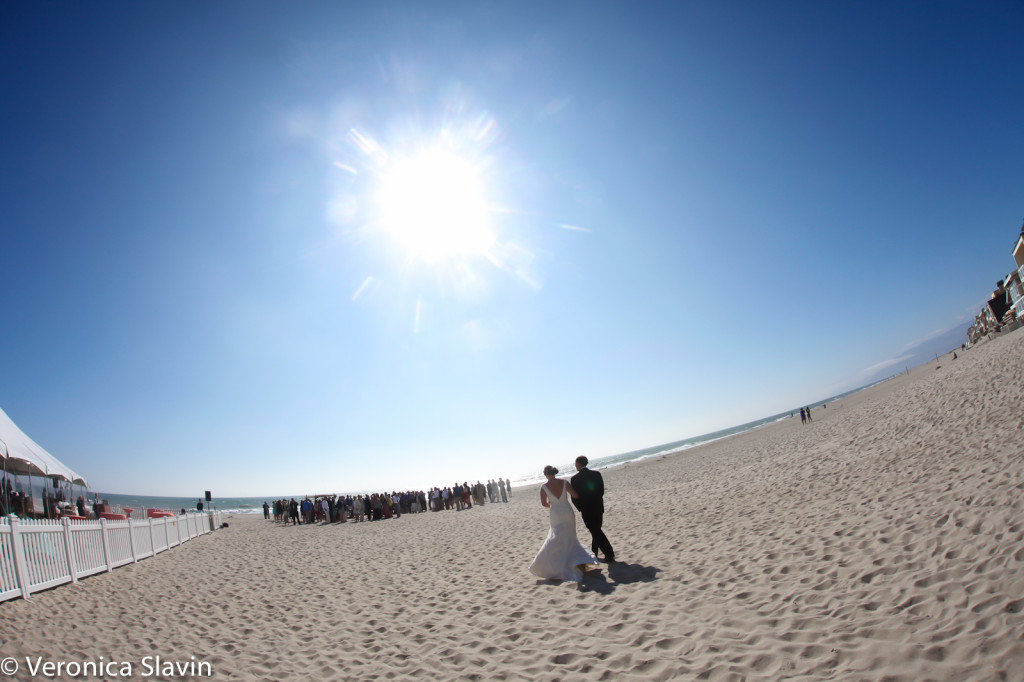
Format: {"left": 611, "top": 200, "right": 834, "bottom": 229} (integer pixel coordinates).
{"left": 577, "top": 561, "right": 659, "bottom": 594}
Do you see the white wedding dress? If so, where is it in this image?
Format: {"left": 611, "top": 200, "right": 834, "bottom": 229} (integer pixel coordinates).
{"left": 528, "top": 480, "right": 598, "bottom": 582}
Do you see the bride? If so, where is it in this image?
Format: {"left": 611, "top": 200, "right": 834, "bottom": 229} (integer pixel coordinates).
{"left": 528, "top": 465, "right": 599, "bottom": 582}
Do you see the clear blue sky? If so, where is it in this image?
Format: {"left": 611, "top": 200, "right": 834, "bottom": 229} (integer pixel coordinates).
{"left": 2, "top": 1, "right": 1022, "bottom": 496}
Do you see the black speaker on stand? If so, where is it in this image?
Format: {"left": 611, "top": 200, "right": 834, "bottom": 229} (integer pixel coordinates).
{"left": 203, "top": 490, "right": 220, "bottom": 529}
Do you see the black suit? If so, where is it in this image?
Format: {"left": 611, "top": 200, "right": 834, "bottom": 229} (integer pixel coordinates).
{"left": 570, "top": 467, "right": 614, "bottom": 561}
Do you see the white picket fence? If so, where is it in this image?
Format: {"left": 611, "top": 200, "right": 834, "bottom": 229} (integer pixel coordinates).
{"left": 0, "top": 510, "right": 223, "bottom": 602}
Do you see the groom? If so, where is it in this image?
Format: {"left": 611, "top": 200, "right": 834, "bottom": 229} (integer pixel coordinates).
{"left": 570, "top": 456, "right": 615, "bottom": 563}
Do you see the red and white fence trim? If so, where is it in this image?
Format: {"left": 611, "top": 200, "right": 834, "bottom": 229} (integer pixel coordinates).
{"left": 0, "top": 511, "right": 223, "bottom": 603}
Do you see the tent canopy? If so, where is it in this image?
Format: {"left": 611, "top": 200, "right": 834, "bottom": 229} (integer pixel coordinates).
{"left": 0, "top": 407, "right": 87, "bottom": 486}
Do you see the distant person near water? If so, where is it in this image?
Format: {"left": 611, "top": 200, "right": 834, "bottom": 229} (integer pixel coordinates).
{"left": 196, "top": 498, "right": 204, "bottom": 512}
{"left": 571, "top": 456, "right": 615, "bottom": 563}
{"left": 805, "top": 406, "right": 812, "bottom": 423}
{"left": 800, "top": 407, "right": 806, "bottom": 424}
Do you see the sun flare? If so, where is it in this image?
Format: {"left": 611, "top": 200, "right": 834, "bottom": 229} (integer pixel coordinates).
{"left": 373, "top": 148, "right": 494, "bottom": 261}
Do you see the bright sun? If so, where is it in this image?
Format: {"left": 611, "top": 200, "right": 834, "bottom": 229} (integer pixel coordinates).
{"left": 373, "top": 148, "right": 494, "bottom": 261}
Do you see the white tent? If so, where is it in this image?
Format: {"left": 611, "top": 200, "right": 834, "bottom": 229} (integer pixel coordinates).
{"left": 0, "top": 407, "right": 87, "bottom": 486}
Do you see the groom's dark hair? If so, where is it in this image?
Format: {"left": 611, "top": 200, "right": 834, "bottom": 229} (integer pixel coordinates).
{"left": 575, "top": 456, "right": 588, "bottom": 467}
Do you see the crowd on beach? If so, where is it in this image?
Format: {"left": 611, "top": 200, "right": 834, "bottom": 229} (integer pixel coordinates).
{"left": 265, "top": 478, "right": 513, "bottom": 525}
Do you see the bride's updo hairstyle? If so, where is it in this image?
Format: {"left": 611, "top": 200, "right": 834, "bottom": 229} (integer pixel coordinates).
{"left": 543, "top": 465, "right": 558, "bottom": 477}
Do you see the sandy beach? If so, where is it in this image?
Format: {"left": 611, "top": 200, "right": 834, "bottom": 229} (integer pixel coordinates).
{"left": 3, "top": 331, "right": 1022, "bottom": 680}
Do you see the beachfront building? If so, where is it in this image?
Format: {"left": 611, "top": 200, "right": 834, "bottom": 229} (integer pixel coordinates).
{"left": 967, "top": 311, "right": 983, "bottom": 345}
{"left": 968, "top": 305, "right": 997, "bottom": 345}
{"left": 1015, "top": 224, "right": 1024, "bottom": 271}
{"left": 1005, "top": 269, "right": 1023, "bottom": 321}
{"left": 1011, "top": 227, "right": 1024, "bottom": 320}
{"left": 995, "top": 223, "right": 1024, "bottom": 334}
{"left": 967, "top": 221, "right": 1024, "bottom": 345}
{"left": 967, "top": 282, "right": 1004, "bottom": 344}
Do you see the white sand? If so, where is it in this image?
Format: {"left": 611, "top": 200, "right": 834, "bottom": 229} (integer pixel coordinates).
{"left": 3, "top": 331, "right": 1023, "bottom": 680}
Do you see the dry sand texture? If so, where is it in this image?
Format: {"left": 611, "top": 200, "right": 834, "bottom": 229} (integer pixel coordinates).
{"left": 2, "top": 331, "right": 1022, "bottom": 680}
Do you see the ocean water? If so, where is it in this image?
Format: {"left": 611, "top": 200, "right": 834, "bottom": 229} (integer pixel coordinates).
{"left": 93, "top": 384, "right": 879, "bottom": 514}
{"left": 508, "top": 382, "right": 880, "bottom": 489}
{"left": 91, "top": 493, "right": 267, "bottom": 516}
{"left": 507, "top": 412, "right": 790, "bottom": 490}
